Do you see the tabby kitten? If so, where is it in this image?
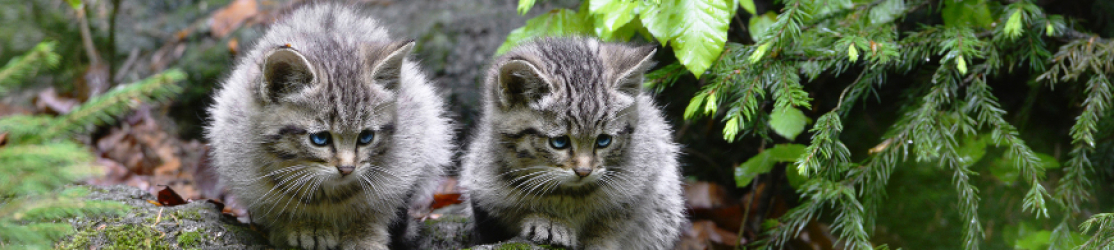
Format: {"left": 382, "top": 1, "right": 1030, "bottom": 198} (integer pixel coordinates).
{"left": 461, "top": 37, "right": 685, "bottom": 250}
{"left": 205, "top": 4, "right": 452, "bottom": 250}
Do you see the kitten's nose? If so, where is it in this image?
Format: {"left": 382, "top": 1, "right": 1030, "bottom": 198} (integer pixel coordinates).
{"left": 337, "top": 166, "right": 355, "bottom": 176}
{"left": 573, "top": 167, "right": 591, "bottom": 177}
{"left": 573, "top": 156, "right": 592, "bottom": 177}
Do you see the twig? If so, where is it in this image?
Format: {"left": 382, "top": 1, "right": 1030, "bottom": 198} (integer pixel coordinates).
{"left": 75, "top": 3, "right": 100, "bottom": 65}
{"left": 149, "top": 207, "right": 164, "bottom": 227}
{"left": 108, "top": 0, "right": 121, "bottom": 84}
{"left": 736, "top": 174, "right": 759, "bottom": 249}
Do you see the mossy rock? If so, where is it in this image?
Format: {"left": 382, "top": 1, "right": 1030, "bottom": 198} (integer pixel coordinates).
{"left": 56, "top": 185, "right": 268, "bottom": 249}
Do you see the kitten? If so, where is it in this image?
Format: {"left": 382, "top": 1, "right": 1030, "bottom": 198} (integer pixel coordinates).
{"left": 204, "top": 4, "right": 452, "bottom": 250}
{"left": 460, "top": 37, "right": 686, "bottom": 250}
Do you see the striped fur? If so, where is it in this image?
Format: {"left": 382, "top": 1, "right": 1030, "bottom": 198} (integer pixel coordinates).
{"left": 461, "top": 37, "right": 686, "bottom": 250}
{"left": 205, "top": 4, "right": 452, "bottom": 250}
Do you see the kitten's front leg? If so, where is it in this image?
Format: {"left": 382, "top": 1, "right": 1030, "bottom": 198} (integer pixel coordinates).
{"left": 520, "top": 214, "right": 577, "bottom": 247}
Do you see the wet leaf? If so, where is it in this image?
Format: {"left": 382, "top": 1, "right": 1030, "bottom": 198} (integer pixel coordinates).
{"left": 156, "top": 186, "right": 187, "bottom": 206}
{"left": 431, "top": 193, "right": 463, "bottom": 210}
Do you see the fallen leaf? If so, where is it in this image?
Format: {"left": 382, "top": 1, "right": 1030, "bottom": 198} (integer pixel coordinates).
{"left": 33, "top": 87, "right": 78, "bottom": 114}
{"left": 431, "top": 193, "right": 462, "bottom": 210}
{"left": 156, "top": 185, "right": 187, "bottom": 206}
{"left": 0, "top": 132, "right": 7, "bottom": 147}
{"left": 684, "top": 181, "right": 729, "bottom": 209}
{"left": 209, "top": 0, "right": 259, "bottom": 38}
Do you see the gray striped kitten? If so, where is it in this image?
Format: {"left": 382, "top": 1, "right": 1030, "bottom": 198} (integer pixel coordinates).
{"left": 204, "top": 4, "right": 452, "bottom": 250}
{"left": 461, "top": 37, "right": 685, "bottom": 250}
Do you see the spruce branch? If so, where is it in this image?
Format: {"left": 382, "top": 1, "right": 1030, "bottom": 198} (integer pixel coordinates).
{"left": 1079, "top": 213, "right": 1114, "bottom": 250}
{"left": 0, "top": 41, "right": 61, "bottom": 93}
{"left": 36, "top": 69, "right": 186, "bottom": 143}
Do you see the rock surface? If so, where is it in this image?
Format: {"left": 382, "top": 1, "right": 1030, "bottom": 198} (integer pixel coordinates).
{"left": 60, "top": 185, "right": 554, "bottom": 249}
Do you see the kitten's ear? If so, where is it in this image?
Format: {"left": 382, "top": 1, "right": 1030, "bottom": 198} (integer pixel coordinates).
{"left": 496, "top": 59, "right": 550, "bottom": 109}
{"left": 613, "top": 46, "right": 657, "bottom": 97}
{"left": 369, "top": 41, "right": 415, "bottom": 91}
{"left": 260, "top": 47, "right": 316, "bottom": 103}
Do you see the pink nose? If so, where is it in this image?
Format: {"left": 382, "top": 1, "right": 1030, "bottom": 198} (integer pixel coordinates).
{"left": 574, "top": 168, "right": 591, "bottom": 177}
{"left": 337, "top": 166, "right": 354, "bottom": 176}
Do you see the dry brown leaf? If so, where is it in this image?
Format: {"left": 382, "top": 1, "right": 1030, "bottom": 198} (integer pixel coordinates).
{"left": 209, "top": 0, "right": 259, "bottom": 38}
{"left": 156, "top": 185, "right": 187, "bottom": 206}
{"left": 33, "top": 87, "right": 78, "bottom": 114}
{"left": 684, "top": 181, "right": 729, "bottom": 209}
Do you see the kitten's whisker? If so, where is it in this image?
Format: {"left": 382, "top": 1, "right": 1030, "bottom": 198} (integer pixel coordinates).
{"left": 254, "top": 168, "right": 311, "bottom": 216}
{"left": 266, "top": 170, "right": 315, "bottom": 219}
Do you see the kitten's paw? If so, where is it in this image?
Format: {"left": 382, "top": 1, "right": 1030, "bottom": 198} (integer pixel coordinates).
{"left": 521, "top": 216, "right": 577, "bottom": 247}
{"left": 340, "top": 241, "right": 387, "bottom": 250}
{"left": 275, "top": 227, "right": 339, "bottom": 250}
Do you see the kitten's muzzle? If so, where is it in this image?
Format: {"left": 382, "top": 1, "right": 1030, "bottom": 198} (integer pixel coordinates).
{"left": 337, "top": 165, "right": 355, "bottom": 176}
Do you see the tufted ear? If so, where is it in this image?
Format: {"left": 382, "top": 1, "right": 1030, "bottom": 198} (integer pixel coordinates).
{"left": 613, "top": 46, "right": 656, "bottom": 97}
{"left": 496, "top": 59, "right": 551, "bottom": 110}
{"left": 260, "top": 47, "right": 316, "bottom": 103}
{"left": 369, "top": 41, "right": 415, "bottom": 91}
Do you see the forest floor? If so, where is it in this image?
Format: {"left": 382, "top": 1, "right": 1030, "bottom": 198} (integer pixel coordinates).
{"left": 2, "top": 0, "right": 755, "bottom": 249}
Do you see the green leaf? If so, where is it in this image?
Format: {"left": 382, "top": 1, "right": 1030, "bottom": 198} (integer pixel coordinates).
{"left": 956, "top": 55, "right": 968, "bottom": 74}
{"left": 66, "top": 0, "right": 82, "bottom": 10}
{"left": 1004, "top": 10, "right": 1024, "bottom": 39}
{"left": 496, "top": 9, "right": 594, "bottom": 55}
{"left": 735, "top": 144, "right": 807, "bottom": 187}
{"left": 684, "top": 92, "right": 708, "bottom": 119}
{"left": 724, "top": 116, "right": 742, "bottom": 142}
{"left": 704, "top": 91, "right": 718, "bottom": 114}
{"left": 848, "top": 43, "right": 860, "bottom": 62}
{"left": 740, "top": 0, "right": 757, "bottom": 15}
{"left": 747, "top": 11, "right": 777, "bottom": 41}
{"left": 641, "top": 0, "right": 734, "bottom": 78}
{"left": 941, "top": 0, "right": 994, "bottom": 29}
{"left": 769, "top": 106, "right": 809, "bottom": 140}
{"left": 868, "top": 0, "right": 905, "bottom": 25}
{"left": 785, "top": 164, "right": 807, "bottom": 189}
{"left": 749, "top": 42, "right": 770, "bottom": 64}
{"left": 590, "top": 0, "right": 639, "bottom": 39}
{"left": 991, "top": 152, "right": 1059, "bottom": 186}
{"left": 956, "top": 136, "right": 987, "bottom": 168}
{"left": 517, "top": 0, "right": 536, "bottom": 15}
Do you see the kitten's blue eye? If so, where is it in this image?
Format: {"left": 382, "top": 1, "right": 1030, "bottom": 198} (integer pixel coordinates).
{"left": 358, "top": 130, "right": 375, "bottom": 145}
{"left": 309, "top": 132, "right": 331, "bottom": 146}
{"left": 596, "top": 134, "right": 612, "bottom": 148}
{"left": 549, "top": 136, "right": 570, "bottom": 149}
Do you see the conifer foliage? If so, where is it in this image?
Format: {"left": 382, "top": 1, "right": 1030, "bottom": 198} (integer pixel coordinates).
{"left": 0, "top": 41, "right": 186, "bottom": 248}
{"left": 505, "top": 0, "right": 1112, "bottom": 249}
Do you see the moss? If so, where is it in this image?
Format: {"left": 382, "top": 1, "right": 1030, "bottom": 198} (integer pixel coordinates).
{"left": 58, "top": 224, "right": 170, "bottom": 250}
{"left": 103, "top": 224, "right": 170, "bottom": 250}
{"left": 173, "top": 209, "right": 204, "bottom": 221}
{"left": 176, "top": 230, "right": 204, "bottom": 248}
